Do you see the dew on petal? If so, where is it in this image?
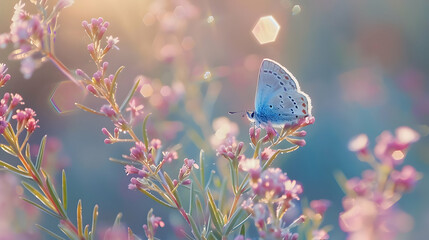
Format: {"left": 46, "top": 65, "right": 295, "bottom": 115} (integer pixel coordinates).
{"left": 203, "top": 71, "right": 212, "bottom": 80}
{"left": 50, "top": 81, "right": 86, "bottom": 114}
{"left": 252, "top": 16, "right": 280, "bottom": 44}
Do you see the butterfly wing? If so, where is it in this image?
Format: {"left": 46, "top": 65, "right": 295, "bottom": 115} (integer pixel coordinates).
{"left": 254, "top": 59, "right": 312, "bottom": 126}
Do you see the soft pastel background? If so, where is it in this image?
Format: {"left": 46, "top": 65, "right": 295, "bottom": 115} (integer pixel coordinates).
{"left": 1, "top": 0, "right": 428, "bottom": 239}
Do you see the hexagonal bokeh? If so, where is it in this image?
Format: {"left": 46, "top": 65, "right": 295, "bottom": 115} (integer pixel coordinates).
{"left": 252, "top": 16, "right": 280, "bottom": 44}
{"left": 50, "top": 80, "right": 86, "bottom": 114}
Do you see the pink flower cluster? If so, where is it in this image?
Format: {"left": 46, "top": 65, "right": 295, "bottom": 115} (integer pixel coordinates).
{"left": 340, "top": 127, "right": 421, "bottom": 239}
{"left": 216, "top": 136, "right": 245, "bottom": 162}
{"left": 0, "top": 88, "right": 38, "bottom": 135}
{"left": 243, "top": 166, "right": 305, "bottom": 239}
{"left": 0, "top": 1, "right": 74, "bottom": 78}
{"left": 143, "top": 211, "right": 165, "bottom": 240}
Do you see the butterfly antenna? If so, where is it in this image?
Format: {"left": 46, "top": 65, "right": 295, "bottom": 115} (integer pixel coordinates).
{"left": 229, "top": 111, "right": 247, "bottom": 118}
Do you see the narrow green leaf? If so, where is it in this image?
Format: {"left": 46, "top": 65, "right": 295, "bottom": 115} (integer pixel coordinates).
{"left": 188, "top": 214, "right": 202, "bottom": 240}
{"left": 127, "top": 227, "right": 135, "bottom": 240}
{"left": 334, "top": 171, "right": 349, "bottom": 194}
{"left": 36, "top": 135, "right": 47, "bottom": 170}
{"left": 240, "top": 224, "right": 246, "bottom": 236}
{"left": 224, "top": 208, "right": 244, "bottom": 235}
{"left": 62, "top": 170, "right": 67, "bottom": 210}
{"left": 219, "top": 179, "right": 228, "bottom": 212}
{"left": 109, "top": 66, "right": 125, "bottom": 99}
{"left": 22, "top": 181, "right": 54, "bottom": 210}
{"left": 36, "top": 224, "right": 65, "bottom": 240}
{"left": 109, "top": 157, "right": 140, "bottom": 166}
{"left": 91, "top": 204, "right": 99, "bottom": 240}
{"left": 58, "top": 223, "right": 79, "bottom": 239}
{"left": 205, "top": 170, "right": 215, "bottom": 190}
{"left": 84, "top": 225, "right": 89, "bottom": 239}
{"left": 195, "top": 195, "right": 204, "bottom": 217}
{"left": 0, "top": 144, "right": 17, "bottom": 157}
{"left": 120, "top": 78, "right": 140, "bottom": 112}
{"left": 138, "top": 188, "right": 174, "bottom": 209}
{"left": 189, "top": 183, "right": 194, "bottom": 215}
{"left": 75, "top": 103, "right": 104, "bottom": 116}
{"left": 114, "top": 212, "right": 123, "bottom": 226}
{"left": 207, "top": 190, "right": 222, "bottom": 232}
{"left": 25, "top": 143, "right": 31, "bottom": 163}
{"left": 22, "top": 198, "right": 59, "bottom": 218}
{"left": 199, "top": 150, "right": 205, "bottom": 186}
{"left": 231, "top": 214, "right": 251, "bottom": 232}
{"left": 77, "top": 200, "right": 83, "bottom": 238}
{"left": 142, "top": 113, "right": 151, "bottom": 149}
{"left": 0, "top": 160, "right": 29, "bottom": 178}
{"left": 207, "top": 232, "right": 217, "bottom": 240}
{"left": 46, "top": 175, "right": 67, "bottom": 217}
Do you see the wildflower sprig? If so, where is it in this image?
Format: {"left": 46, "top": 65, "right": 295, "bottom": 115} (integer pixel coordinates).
{"left": 0, "top": 64, "right": 103, "bottom": 240}
{"left": 338, "top": 127, "right": 421, "bottom": 239}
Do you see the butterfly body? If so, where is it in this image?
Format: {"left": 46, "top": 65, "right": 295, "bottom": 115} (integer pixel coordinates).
{"left": 247, "top": 59, "right": 312, "bottom": 127}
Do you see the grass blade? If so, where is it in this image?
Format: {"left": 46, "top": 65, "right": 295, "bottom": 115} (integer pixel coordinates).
{"left": 90, "top": 204, "right": 99, "bottom": 240}
{"left": 142, "top": 113, "right": 151, "bottom": 149}
{"left": 199, "top": 150, "right": 205, "bottom": 186}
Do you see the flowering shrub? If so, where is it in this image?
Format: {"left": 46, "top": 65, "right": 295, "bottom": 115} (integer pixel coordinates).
{"left": 0, "top": 1, "right": 422, "bottom": 240}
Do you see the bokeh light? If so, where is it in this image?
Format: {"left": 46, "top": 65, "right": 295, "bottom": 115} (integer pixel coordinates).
{"left": 50, "top": 81, "right": 86, "bottom": 114}
{"left": 252, "top": 15, "right": 280, "bottom": 44}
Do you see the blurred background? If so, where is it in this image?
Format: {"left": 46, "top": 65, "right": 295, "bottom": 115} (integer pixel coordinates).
{"left": 0, "top": 0, "right": 428, "bottom": 239}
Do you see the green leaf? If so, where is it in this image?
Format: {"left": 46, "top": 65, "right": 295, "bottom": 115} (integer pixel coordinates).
{"left": 218, "top": 179, "right": 228, "bottom": 212}
{"left": 109, "top": 157, "right": 140, "bottom": 166}
{"left": 142, "top": 113, "right": 151, "bottom": 149}
{"left": 207, "top": 190, "right": 222, "bottom": 232}
{"left": 224, "top": 208, "right": 244, "bottom": 235}
{"left": 62, "top": 170, "right": 67, "bottom": 210}
{"left": 21, "top": 181, "right": 55, "bottom": 210}
{"left": 58, "top": 223, "right": 79, "bottom": 240}
{"left": 36, "top": 135, "right": 47, "bottom": 170}
{"left": 109, "top": 66, "right": 125, "bottom": 99}
{"left": 231, "top": 214, "right": 251, "bottom": 232}
{"left": 75, "top": 103, "right": 105, "bottom": 116}
{"left": 46, "top": 174, "right": 67, "bottom": 217}
{"left": 189, "top": 183, "right": 194, "bottom": 215}
{"left": 188, "top": 214, "right": 202, "bottom": 240}
{"left": 114, "top": 212, "right": 123, "bottom": 226}
{"left": 36, "top": 224, "right": 65, "bottom": 240}
{"left": 90, "top": 204, "right": 99, "bottom": 240}
{"left": 0, "top": 160, "right": 29, "bottom": 178}
{"left": 120, "top": 78, "right": 140, "bottom": 112}
{"left": 77, "top": 200, "right": 83, "bottom": 238}
{"left": 138, "top": 188, "right": 174, "bottom": 208}
{"left": 334, "top": 171, "right": 349, "bottom": 194}
{"left": 199, "top": 150, "right": 205, "bottom": 186}
{"left": 195, "top": 195, "right": 204, "bottom": 219}
{"left": 207, "top": 232, "right": 217, "bottom": 240}
{"left": 0, "top": 144, "right": 17, "bottom": 157}
{"left": 25, "top": 143, "right": 31, "bottom": 163}
{"left": 22, "top": 198, "right": 59, "bottom": 218}
{"left": 240, "top": 224, "right": 246, "bottom": 236}
{"left": 205, "top": 170, "right": 214, "bottom": 190}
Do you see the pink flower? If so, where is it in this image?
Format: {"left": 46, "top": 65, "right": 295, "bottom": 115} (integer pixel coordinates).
{"left": 178, "top": 158, "right": 197, "bottom": 181}
{"left": 216, "top": 136, "right": 244, "bottom": 161}
{"left": 374, "top": 127, "right": 419, "bottom": 167}
{"left": 100, "top": 104, "right": 116, "bottom": 117}
{"left": 150, "top": 139, "right": 162, "bottom": 150}
{"left": 262, "top": 123, "right": 276, "bottom": 142}
{"left": 310, "top": 199, "right": 331, "bottom": 215}
{"left": 252, "top": 168, "right": 288, "bottom": 198}
{"left": 249, "top": 126, "right": 261, "bottom": 146}
{"left": 239, "top": 158, "right": 261, "bottom": 181}
{"left": 162, "top": 151, "right": 178, "bottom": 163}
{"left": 126, "top": 99, "right": 144, "bottom": 120}
{"left": 260, "top": 147, "right": 275, "bottom": 161}
{"left": 0, "top": 117, "right": 7, "bottom": 134}
{"left": 0, "top": 63, "right": 11, "bottom": 87}
{"left": 143, "top": 211, "right": 165, "bottom": 239}
{"left": 129, "top": 142, "right": 146, "bottom": 162}
{"left": 284, "top": 179, "right": 303, "bottom": 200}
{"left": 20, "top": 57, "right": 37, "bottom": 79}
{"left": 391, "top": 165, "right": 420, "bottom": 192}
{"left": 348, "top": 134, "right": 369, "bottom": 155}
{"left": 105, "top": 35, "right": 119, "bottom": 51}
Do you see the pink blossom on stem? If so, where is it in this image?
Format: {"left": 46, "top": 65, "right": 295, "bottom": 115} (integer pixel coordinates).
{"left": 310, "top": 199, "right": 331, "bottom": 216}
{"left": 150, "top": 139, "right": 162, "bottom": 150}
{"left": 162, "top": 151, "right": 178, "bottom": 163}
{"left": 249, "top": 126, "right": 261, "bottom": 146}
{"left": 129, "top": 142, "right": 146, "bottom": 162}
{"left": 260, "top": 147, "right": 275, "bottom": 161}
{"left": 100, "top": 104, "right": 116, "bottom": 118}
{"left": 0, "top": 117, "right": 7, "bottom": 134}
{"left": 391, "top": 165, "right": 420, "bottom": 192}
{"left": 348, "top": 134, "right": 369, "bottom": 156}
{"left": 262, "top": 123, "right": 276, "bottom": 143}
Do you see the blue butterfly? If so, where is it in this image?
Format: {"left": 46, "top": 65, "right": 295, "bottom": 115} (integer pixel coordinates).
{"left": 246, "top": 59, "right": 312, "bottom": 127}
